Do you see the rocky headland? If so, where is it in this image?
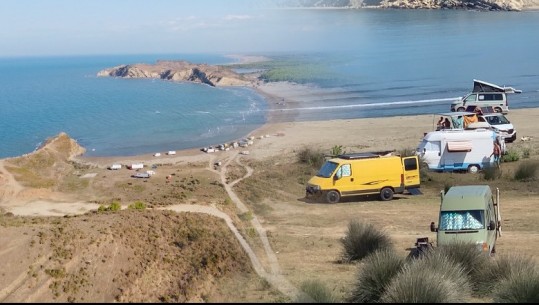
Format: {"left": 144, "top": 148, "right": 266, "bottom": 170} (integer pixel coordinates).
{"left": 97, "top": 60, "right": 256, "bottom": 87}
{"left": 271, "top": 0, "right": 539, "bottom": 11}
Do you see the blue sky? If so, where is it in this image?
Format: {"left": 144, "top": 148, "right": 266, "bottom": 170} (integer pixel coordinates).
{"left": 0, "top": 0, "right": 300, "bottom": 57}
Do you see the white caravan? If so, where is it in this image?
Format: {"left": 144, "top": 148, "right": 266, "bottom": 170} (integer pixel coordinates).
{"left": 416, "top": 129, "right": 504, "bottom": 173}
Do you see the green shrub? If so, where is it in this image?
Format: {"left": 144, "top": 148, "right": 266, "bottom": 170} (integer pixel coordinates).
{"left": 522, "top": 147, "right": 532, "bottom": 159}
{"left": 493, "top": 268, "right": 539, "bottom": 303}
{"left": 340, "top": 219, "right": 393, "bottom": 263}
{"left": 501, "top": 148, "right": 520, "bottom": 163}
{"left": 109, "top": 201, "right": 122, "bottom": 211}
{"left": 475, "top": 254, "right": 538, "bottom": 297}
{"left": 381, "top": 251, "right": 472, "bottom": 303}
{"left": 128, "top": 201, "right": 146, "bottom": 210}
{"left": 97, "top": 201, "right": 122, "bottom": 212}
{"left": 348, "top": 249, "right": 404, "bottom": 303}
{"left": 238, "top": 211, "right": 253, "bottom": 221}
{"left": 514, "top": 161, "right": 539, "bottom": 181}
{"left": 297, "top": 147, "right": 325, "bottom": 169}
{"left": 429, "top": 242, "right": 491, "bottom": 294}
{"left": 330, "top": 145, "right": 345, "bottom": 157}
{"left": 296, "top": 279, "right": 338, "bottom": 303}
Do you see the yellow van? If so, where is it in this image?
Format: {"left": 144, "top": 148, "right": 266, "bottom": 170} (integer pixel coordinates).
{"left": 306, "top": 152, "right": 421, "bottom": 203}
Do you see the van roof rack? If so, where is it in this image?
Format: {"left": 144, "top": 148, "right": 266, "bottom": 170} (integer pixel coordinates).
{"left": 337, "top": 150, "right": 396, "bottom": 160}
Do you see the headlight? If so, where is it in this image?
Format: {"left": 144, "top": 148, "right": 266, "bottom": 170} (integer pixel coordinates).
{"left": 307, "top": 184, "right": 320, "bottom": 191}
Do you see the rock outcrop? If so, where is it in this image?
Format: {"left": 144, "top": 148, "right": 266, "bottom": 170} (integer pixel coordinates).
{"left": 97, "top": 60, "right": 254, "bottom": 87}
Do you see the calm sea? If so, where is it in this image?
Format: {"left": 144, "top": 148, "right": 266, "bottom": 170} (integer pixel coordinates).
{"left": 1, "top": 9, "right": 538, "bottom": 158}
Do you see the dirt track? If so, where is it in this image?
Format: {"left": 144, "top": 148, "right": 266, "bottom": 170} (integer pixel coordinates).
{"left": 0, "top": 149, "right": 307, "bottom": 302}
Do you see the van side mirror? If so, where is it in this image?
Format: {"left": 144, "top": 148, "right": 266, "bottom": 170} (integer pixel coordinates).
{"left": 430, "top": 222, "right": 438, "bottom": 232}
{"left": 488, "top": 220, "right": 496, "bottom": 230}
{"left": 333, "top": 175, "right": 339, "bottom": 181}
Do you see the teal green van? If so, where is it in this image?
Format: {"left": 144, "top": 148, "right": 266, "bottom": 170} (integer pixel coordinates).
{"left": 430, "top": 185, "right": 502, "bottom": 256}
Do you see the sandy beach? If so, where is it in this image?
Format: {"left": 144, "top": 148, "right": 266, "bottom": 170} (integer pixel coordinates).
{"left": 1, "top": 82, "right": 539, "bottom": 303}
{"left": 70, "top": 80, "right": 539, "bottom": 168}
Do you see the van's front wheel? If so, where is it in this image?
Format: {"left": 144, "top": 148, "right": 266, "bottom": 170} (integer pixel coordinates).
{"left": 326, "top": 190, "right": 341, "bottom": 204}
{"left": 380, "top": 187, "right": 394, "bottom": 201}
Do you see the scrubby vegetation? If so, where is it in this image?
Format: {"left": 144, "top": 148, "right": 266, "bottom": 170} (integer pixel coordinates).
{"left": 513, "top": 161, "right": 539, "bottom": 181}
{"left": 342, "top": 219, "right": 539, "bottom": 303}
{"left": 296, "top": 279, "right": 337, "bottom": 303}
{"left": 348, "top": 249, "right": 405, "bottom": 303}
{"left": 340, "top": 219, "right": 393, "bottom": 263}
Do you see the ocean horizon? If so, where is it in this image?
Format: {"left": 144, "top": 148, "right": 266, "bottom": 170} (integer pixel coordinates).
{"left": 2, "top": 9, "right": 539, "bottom": 159}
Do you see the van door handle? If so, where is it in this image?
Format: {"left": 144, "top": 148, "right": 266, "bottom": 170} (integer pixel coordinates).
{"left": 351, "top": 178, "right": 354, "bottom": 182}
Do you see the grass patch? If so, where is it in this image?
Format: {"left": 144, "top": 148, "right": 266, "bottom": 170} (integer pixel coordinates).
{"left": 514, "top": 161, "right": 539, "bottom": 181}
{"left": 382, "top": 251, "right": 472, "bottom": 303}
{"left": 296, "top": 279, "right": 338, "bottom": 303}
{"left": 493, "top": 267, "right": 539, "bottom": 303}
{"left": 475, "top": 254, "right": 538, "bottom": 297}
{"left": 502, "top": 148, "right": 520, "bottom": 163}
{"left": 97, "top": 201, "right": 122, "bottom": 212}
{"left": 297, "top": 147, "right": 325, "bottom": 170}
{"left": 482, "top": 164, "right": 501, "bottom": 181}
{"left": 128, "top": 201, "right": 146, "bottom": 210}
{"left": 428, "top": 242, "right": 491, "bottom": 294}
{"left": 348, "top": 249, "right": 404, "bottom": 303}
{"left": 340, "top": 219, "right": 393, "bottom": 263}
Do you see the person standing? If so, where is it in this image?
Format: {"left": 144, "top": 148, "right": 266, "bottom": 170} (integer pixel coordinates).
{"left": 491, "top": 140, "right": 501, "bottom": 167}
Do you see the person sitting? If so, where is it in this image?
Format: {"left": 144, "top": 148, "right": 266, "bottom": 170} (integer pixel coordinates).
{"left": 474, "top": 106, "right": 483, "bottom": 116}
{"left": 463, "top": 114, "right": 478, "bottom": 128}
{"left": 443, "top": 118, "right": 451, "bottom": 129}
{"left": 436, "top": 116, "right": 445, "bottom": 130}
{"left": 452, "top": 115, "right": 464, "bottom": 129}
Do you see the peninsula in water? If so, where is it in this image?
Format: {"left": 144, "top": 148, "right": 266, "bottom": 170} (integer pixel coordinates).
{"left": 97, "top": 60, "right": 258, "bottom": 87}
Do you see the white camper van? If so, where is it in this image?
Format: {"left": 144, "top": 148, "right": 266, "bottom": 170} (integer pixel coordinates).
{"left": 416, "top": 129, "right": 504, "bottom": 173}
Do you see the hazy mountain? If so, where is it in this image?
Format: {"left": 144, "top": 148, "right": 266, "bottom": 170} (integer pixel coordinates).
{"left": 267, "top": 0, "right": 539, "bottom": 11}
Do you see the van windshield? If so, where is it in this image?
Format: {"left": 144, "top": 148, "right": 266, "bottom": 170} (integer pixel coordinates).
{"left": 317, "top": 161, "right": 339, "bottom": 178}
{"left": 440, "top": 210, "right": 484, "bottom": 231}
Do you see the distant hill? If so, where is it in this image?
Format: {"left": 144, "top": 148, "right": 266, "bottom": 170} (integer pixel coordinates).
{"left": 268, "top": 0, "right": 539, "bottom": 11}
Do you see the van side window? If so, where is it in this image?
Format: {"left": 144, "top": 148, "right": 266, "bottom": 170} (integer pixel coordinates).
{"left": 404, "top": 158, "right": 418, "bottom": 171}
{"left": 464, "top": 94, "right": 477, "bottom": 103}
{"left": 335, "top": 164, "right": 351, "bottom": 179}
{"left": 479, "top": 94, "right": 503, "bottom": 101}
{"left": 340, "top": 164, "right": 351, "bottom": 177}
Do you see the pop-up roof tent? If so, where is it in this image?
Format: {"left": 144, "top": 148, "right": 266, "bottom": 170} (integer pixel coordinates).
{"left": 472, "top": 79, "right": 522, "bottom": 94}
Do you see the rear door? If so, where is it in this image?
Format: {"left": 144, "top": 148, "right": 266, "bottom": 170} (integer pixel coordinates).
{"left": 402, "top": 156, "right": 420, "bottom": 188}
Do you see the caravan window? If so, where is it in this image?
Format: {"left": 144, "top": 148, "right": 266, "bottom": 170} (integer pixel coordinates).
{"left": 440, "top": 210, "right": 484, "bottom": 230}
{"left": 424, "top": 140, "right": 441, "bottom": 152}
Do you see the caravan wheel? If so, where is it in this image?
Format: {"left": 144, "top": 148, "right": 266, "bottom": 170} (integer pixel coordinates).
{"left": 468, "top": 165, "right": 480, "bottom": 174}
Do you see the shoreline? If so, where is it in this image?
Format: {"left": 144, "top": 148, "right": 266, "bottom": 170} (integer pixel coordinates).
{"left": 5, "top": 79, "right": 539, "bottom": 167}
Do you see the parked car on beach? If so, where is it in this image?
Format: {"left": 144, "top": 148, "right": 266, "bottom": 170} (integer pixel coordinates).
{"left": 450, "top": 79, "right": 521, "bottom": 114}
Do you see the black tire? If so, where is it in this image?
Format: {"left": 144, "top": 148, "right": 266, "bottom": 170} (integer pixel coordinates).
{"left": 326, "top": 190, "right": 340, "bottom": 204}
{"left": 468, "top": 164, "right": 480, "bottom": 174}
{"left": 457, "top": 107, "right": 466, "bottom": 112}
{"left": 380, "top": 187, "right": 394, "bottom": 201}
